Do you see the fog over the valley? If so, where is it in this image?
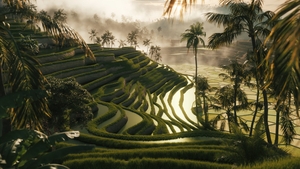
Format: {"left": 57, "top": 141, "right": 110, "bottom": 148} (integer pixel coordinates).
{"left": 34, "top": 0, "right": 286, "bottom": 66}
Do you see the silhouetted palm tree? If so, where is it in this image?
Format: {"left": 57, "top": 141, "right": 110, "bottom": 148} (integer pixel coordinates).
{"left": 101, "top": 30, "right": 113, "bottom": 47}
{"left": 143, "top": 38, "right": 151, "bottom": 53}
{"left": 127, "top": 29, "right": 139, "bottom": 49}
{"left": 88, "top": 29, "right": 98, "bottom": 43}
{"left": 206, "top": 0, "right": 274, "bottom": 144}
{"left": 118, "top": 39, "right": 127, "bottom": 48}
{"left": 149, "top": 45, "right": 162, "bottom": 62}
{"left": 181, "top": 22, "right": 206, "bottom": 124}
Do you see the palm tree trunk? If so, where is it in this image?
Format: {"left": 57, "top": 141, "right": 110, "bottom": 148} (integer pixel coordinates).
{"left": 195, "top": 48, "right": 198, "bottom": 126}
{"left": 263, "top": 88, "right": 272, "bottom": 144}
{"left": 0, "top": 65, "right": 11, "bottom": 136}
{"left": 274, "top": 99, "right": 281, "bottom": 146}
{"left": 249, "top": 76, "right": 260, "bottom": 136}
{"left": 233, "top": 78, "right": 238, "bottom": 124}
{"left": 203, "top": 94, "right": 208, "bottom": 124}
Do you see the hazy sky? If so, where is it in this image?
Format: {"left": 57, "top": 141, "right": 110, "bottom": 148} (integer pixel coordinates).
{"left": 36, "top": 0, "right": 287, "bottom": 21}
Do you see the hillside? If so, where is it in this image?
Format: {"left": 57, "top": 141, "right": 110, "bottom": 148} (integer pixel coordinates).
{"left": 8, "top": 20, "right": 300, "bottom": 169}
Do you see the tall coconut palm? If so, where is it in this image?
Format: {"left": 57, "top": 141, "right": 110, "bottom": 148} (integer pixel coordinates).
{"left": 206, "top": 0, "right": 274, "bottom": 144}
{"left": 181, "top": 22, "right": 206, "bottom": 126}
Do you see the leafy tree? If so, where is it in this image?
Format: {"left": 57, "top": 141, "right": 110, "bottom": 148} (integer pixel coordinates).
{"left": 206, "top": 0, "right": 274, "bottom": 144}
{"left": 181, "top": 22, "right": 206, "bottom": 124}
{"left": 44, "top": 77, "right": 94, "bottom": 133}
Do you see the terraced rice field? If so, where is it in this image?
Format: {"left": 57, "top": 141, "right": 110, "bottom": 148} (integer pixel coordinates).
{"left": 8, "top": 21, "right": 300, "bottom": 168}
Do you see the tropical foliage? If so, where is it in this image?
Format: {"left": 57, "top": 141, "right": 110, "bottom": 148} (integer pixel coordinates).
{"left": 0, "top": 10, "right": 50, "bottom": 133}
{"left": 0, "top": 129, "right": 94, "bottom": 169}
{"left": 206, "top": 0, "right": 275, "bottom": 144}
{"left": 43, "top": 77, "right": 94, "bottom": 133}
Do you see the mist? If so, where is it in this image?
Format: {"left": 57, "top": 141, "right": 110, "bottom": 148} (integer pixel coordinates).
{"left": 33, "top": 0, "right": 283, "bottom": 67}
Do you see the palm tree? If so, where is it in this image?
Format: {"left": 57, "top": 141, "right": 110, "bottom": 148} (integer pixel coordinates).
{"left": 143, "top": 38, "right": 151, "bottom": 53}
{"left": 127, "top": 29, "right": 139, "bottom": 49}
{"left": 265, "top": 0, "right": 300, "bottom": 145}
{"left": 110, "top": 34, "right": 116, "bottom": 48}
{"left": 0, "top": 11, "right": 50, "bottom": 134}
{"left": 95, "top": 36, "right": 102, "bottom": 46}
{"left": 101, "top": 30, "right": 113, "bottom": 47}
{"left": 37, "top": 10, "right": 94, "bottom": 58}
{"left": 118, "top": 40, "right": 126, "bottom": 48}
{"left": 206, "top": 0, "right": 274, "bottom": 144}
{"left": 195, "top": 75, "right": 216, "bottom": 128}
{"left": 88, "top": 29, "right": 98, "bottom": 43}
{"left": 163, "top": 0, "right": 197, "bottom": 18}
{"left": 181, "top": 22, "right": 206, "bottom": 126}
{"left": 219, "top": 58, "right": 253, "bottom": 125}
{"left": 211, "top": 85, "right": 249, "bottom": 133}
{"left": 149, "top": 45, "right": 162, "bottom": 62}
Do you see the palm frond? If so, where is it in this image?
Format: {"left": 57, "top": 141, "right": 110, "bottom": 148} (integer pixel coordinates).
{"left": 206, "top": 13, "right": 232, "bottom": 26}
{"left": 163, "top": 0, "right": 196, "bottom": 18}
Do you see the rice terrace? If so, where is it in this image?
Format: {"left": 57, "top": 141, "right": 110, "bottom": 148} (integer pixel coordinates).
{"left": 1, "top": 0, "right": 300, "bottom": 169}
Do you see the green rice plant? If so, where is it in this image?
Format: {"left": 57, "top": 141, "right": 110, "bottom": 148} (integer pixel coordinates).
{"left": 47, "top": 64, "right": 102, "bottom": 78}
{"left": 119, "top": 51, "right": 142, "bottom": 60}
{"left": 105, "top": 106, "right": 128, "bottom": 133}
{"left": 151, "top": 115, "right": 169, "bottom": 134}
{"left": 168, "top": 79, "right": 196, "bottom": 130}
{"left": 127, "top": 158, "right": 233, "bottom": 169}
{"left": 241, "top": 157, "right": 300, "bottom": 169}
{"left": 86, "top": 103, "right": 118, "bottom": 134}
{"left": 179, "top": 79, "right": 199, "bottom": 127}
{"left": 63, "top": 157, "right": 127, "bottom": 169}
{"left": 39, "top": 55, "right": 85, "bottom": 75}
